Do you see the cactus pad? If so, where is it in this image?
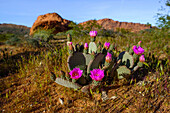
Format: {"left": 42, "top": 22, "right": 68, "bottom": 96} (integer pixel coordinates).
{"left": 137, "top": 61, "right": 143, "bottom": 67}
{"left": 108, "top": 43, "right": 114, "bottom": 52}
{"left": 116, "top": 66, "right": 131, "bottom": 79}
{"left": 122, "top": 52, "right": 134, "bottom": 68}
{"left": 87, "top": 53, "right": 105, "bottom": 74}
{"left": 102, "top": 61, "right": 115, "bottom": 73}
{"left": 129, "top": 48, "right": 134, "bottom": 55}
{"left": 67, "top": 52, "right": 86, "bottom": 71}
{"left": 118, "top": 51, "right": 134, "bottom": 68}
{"left": 88, "top": 42, "right": 97, "bottom": 54}
{"left": 75, "top": 44, "right": 80, "bottom": 52}
{"left": 55, "top": 77, "right": 82, "bottom": 89}
{"left": 83, "top": 53, "right": 93, "bottom": 65}
{"left": 77, "top": 75, "right": 87, "bottom": 85}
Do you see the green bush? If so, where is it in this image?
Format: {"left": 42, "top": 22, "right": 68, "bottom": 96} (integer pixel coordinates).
{"left": 33, "top": 29, "right": 54, "bottom": 42}
{"left": 0, "top": 34, "right": 16, "bottom": 42}
{"left": 26, "top": 38, "right": 39, "bottom": 47}
{"left": 5, "top": 36, "right": 21, "bottom": 46}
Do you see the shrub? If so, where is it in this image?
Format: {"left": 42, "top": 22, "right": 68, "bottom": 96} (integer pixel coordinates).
{"left": 5, "top": 36, "right": 21, "bottom": 46}
{"left": 33, "top": 29, "right": 54, "bottom": 42}
{"left": 26, "top": 38, "right": 39, "bottom": 47}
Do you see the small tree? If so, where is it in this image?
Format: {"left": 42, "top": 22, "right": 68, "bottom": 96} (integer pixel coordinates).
{"left": 156, "top": 0, "right": 170, "bottom": 29}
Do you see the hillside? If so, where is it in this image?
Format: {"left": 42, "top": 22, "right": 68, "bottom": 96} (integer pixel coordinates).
{"left": 0, "top": 23, "right": 30, "bottom": 35}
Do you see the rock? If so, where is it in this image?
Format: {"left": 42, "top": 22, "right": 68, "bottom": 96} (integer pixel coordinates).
{"left": 110, "top": 96, "right": 117, "bottom": 100}
{"left": 79, "top": 18, "right": 156, "bottom": 32}
{"left": 30, "top": 13, "right": 72, "bottom": 35}
{"left": 59, "top": 98, "right": 64, "bottom": 105}
{"left": 101, "top": 91, "right": 109, "bottom": 102}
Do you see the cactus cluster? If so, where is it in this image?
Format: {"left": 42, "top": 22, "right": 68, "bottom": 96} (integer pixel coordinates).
{"left": 51, "top": 32, "right": 146, "bottom": 93}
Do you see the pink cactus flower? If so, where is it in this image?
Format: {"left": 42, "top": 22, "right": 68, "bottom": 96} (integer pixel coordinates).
{"left": 89, "top": 31, "right": 98, "bottom": 37}
{"left": 132, "top": 45, "right": 136, "bottom": 49}
{"left": 90, "top": 69, "right": 105, "bottom": 81}
{"left": 105, "top": 52, "right": 112, "bottom": 63}
{"left": 84, "top": 43, "right": 88, "bottom": 49}
{"left": 69, "top": 42, "right": 72, "bottom": 46}
{"left": 139, "top": 55, "right": 145, "bottom": 62}
{"left": 104, "top": 42, "right": 110, "bottom": 50}
{"left": 69, "top": 68, "right": 83, "bottom": 79}
{"left": 133, "top": 46, "right": 144, "bottom": 55}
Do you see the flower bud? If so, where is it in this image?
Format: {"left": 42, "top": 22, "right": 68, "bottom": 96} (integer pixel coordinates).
{"left": 105, "top": 52, "right": 112, "bottom": 63}
{"left": 84, "top": 43, "right": 88, "bottom": 49}
{"left": 104, "top": 42, "right": 110, "bottom": 50}
{"left": 139, "top": 55, "right": 145, "bottom": 62}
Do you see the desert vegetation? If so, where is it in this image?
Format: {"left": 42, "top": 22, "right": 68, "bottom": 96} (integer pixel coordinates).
{"left": 0, "top": 1, "right": 169, "bottom": 112}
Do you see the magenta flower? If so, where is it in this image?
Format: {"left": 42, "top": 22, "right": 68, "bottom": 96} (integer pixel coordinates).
{"left": 89, "top": 31, "right": 97, "bottom": 37}
{"left": 69, "top": 68, "right": 83, "bottom": 79}
{"left": 84, "top": 43, "right": 88, "bottom": 49}
{"left": 132, "top": 45, "right": 136, "bottom": 49}
{"left": 90, "top": 69, "right": 105, "bottom": 81}
{"left": 104, "top": 42, "right": 110, "bottom": 50}
{"left": 133, "top": 46, "right": 144, "bottom": 55}
{"left": 68, "top": 42, "right": 72, "bottom": 46}
{"left": 139, "top": 55, "right": 145, "bottom": 62}
{"left": 105, "top": 52, "right": 112, "bottom": 63}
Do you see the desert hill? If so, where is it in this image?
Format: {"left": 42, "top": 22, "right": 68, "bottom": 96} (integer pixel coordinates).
{"left": 79, "top": 18, "right": 153, "bottom": 32}
{"left": 0, "top": 23, "right": 30, "bottom": 35}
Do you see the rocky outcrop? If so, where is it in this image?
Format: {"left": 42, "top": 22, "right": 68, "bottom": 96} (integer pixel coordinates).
{"left": 30, "top": 13, "right": 72, "bottom": 35}
{"left": 79, "top": 18, "right": 153, "bottom": 32}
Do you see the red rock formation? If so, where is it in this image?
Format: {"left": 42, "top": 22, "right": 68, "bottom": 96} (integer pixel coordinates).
{"left": 79, "top": 18, "right": 153, "bottom": 32}
{"left": 30, "top": 13, "right": 71, "bottom": 35}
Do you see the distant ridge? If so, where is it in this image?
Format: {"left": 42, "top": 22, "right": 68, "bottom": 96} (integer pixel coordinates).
{"left": 0, "top": 23, "right": 30, "bottom": 29}
{"left": 79, "top": 18, "right": 155, "bottom": 32}
{"left": 0, "top": 23, "right": 30, "bottom": 35}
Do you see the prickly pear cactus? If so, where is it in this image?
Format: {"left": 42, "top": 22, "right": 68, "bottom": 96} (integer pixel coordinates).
{"left": 118, "top": 51, "right": 134, "bottom": 68}
{"left": 83, "top": 53, "right": 93, "bottom": 66}
{"left": 55, "top": 77, "right": 82, "bottom": 89}
{"left": 108, "top": 43, "right": 114, "bottom": 53}
{"left": 88, "top": 42, "right": 97, "bottom": 54}
{"left": 52, "top": 35, "right": 146, "bottom": 95}
{"left": 77, "top": 76, "right": 87, "bottom": 85}
{"left": 75, "top": 44, "right": 80, "bottom": 52}
{"left": 137, "top": 61, "right": 143, "bottom": 67}
{"left": 122, "top": 52, "right": 134, "bottom": 68}
{"left": 67, "top": 52, "right": 86, "bottom": 71}
{"left": 87, "top": 53, "right": 105, "bottom": 74}
{"left": 116, "top": 66, "right": 131, "bottom": 79}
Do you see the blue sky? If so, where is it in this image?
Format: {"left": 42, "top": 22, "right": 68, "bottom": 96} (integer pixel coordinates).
{"left": 0, "top": 0, "right": 167, "bottom": 27}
